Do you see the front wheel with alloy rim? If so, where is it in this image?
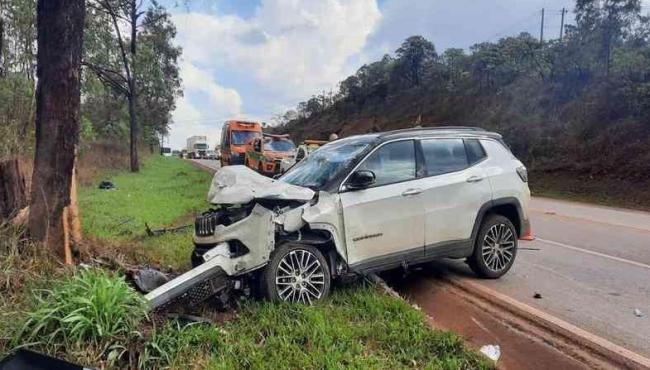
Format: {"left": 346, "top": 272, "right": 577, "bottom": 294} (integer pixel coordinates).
{"left": 468, "top": 214, "right": 518, "bottom": 279}
{"left": 260, "top": 243, "right": 331, "bottom": 304}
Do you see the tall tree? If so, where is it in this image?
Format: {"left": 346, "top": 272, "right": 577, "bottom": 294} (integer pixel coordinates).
{"left": 87, "top": 0, "right": 142, "bottom": 172}
{"left": 86, "top": 0, "right": 175, "bottom": 172}
{"left": 395, "top": 36, "right": 437, "bottom": 87}
{"left": 29, "top": 0, "right": 85, "bottom": 253}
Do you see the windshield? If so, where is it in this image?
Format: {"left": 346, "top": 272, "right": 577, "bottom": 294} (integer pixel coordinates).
{"left": 195, "top": 143, "right": 208, "bottom": 149}
{"left": 231, "top": 130, "right": 261, "bottom": 145}
{"left": 161, "top": 147, "right": 171, "bottom": 153}
{"left": 264, "top": 139, "right": 295, "bottom": 152}
{"left": 280, "top": 136, "right": 376, "bottom": 189}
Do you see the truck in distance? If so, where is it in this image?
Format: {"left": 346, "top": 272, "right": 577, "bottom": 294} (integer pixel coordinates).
{"left": 219, "top": 120, "right": 262, "bottom": 166}
{"left": 187, "top": 135, "right": 209, "bottom": 159}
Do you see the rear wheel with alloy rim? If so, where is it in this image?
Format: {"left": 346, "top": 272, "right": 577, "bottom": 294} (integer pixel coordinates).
{"left": 260, "top": 243, "right": 331, "bottom": 304}
{"left": 468, "top": 214, "right": 518, "bottom": 278}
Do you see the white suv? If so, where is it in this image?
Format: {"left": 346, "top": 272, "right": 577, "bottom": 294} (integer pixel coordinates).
{"left": 146, "top": 127, "right": 531, "bottom": 308}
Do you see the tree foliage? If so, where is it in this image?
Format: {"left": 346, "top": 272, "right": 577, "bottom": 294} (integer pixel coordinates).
{"left": 277, "top": 0, "right": 650, "bottom": 182}
{"left": 0, "top": 0, "right": 181, "bottom": 167}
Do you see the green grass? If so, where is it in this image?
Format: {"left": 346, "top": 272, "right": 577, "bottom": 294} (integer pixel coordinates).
{"left": 2, "top": 155, "right": 491, "bottom": 369}
{"left": 79, "top": 156, "right": 211, "bottom": 240}
{"left": 530, "top": 171, "right": 650, "bottom": 212}
{"left": 141, "top": 284, "right": 489, "bottom": 370}
{"left": 12, "top": 269, "right": 148, "bottom": 354}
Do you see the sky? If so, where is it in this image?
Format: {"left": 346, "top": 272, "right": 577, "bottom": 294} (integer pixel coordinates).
{"left": 158, "top": 0, "right": 623, "bottom": 149}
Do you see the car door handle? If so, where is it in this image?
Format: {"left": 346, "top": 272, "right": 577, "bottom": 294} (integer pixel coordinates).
{"left": 402, "top": 188, "right": 422, "bottom": 196}
{"left": 466, "top": 175, "right": 484, "bottom": 183}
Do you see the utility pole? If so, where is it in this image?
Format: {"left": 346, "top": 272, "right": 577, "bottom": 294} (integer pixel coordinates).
{"left": 539, "top": 8, "right": 544, "bottom": 44}
{"left": 560, "top": 8, "right": 566, "bottom": 41}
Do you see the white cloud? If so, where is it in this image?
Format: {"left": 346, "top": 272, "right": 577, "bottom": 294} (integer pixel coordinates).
{"left": 172, "top": 0, "right": 381, "bottom": 98}
{"left": 168, "top": 61, "right": 243, "bottom": 149}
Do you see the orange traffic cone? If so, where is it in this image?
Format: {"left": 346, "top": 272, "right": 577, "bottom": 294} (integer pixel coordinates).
{"left": 520, "top": 224, "right": 535, "bottom": 241}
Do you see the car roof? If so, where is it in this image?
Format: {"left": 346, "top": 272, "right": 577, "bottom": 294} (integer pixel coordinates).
{"left": 334, "top": 126, "right": 502, "bottom": 145}
{"left": 377, "top": 126, "right": 502, "bottom": 141}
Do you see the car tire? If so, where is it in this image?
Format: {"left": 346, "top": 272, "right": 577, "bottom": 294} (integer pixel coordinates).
{"left": 468, "top": 214, "right": 518, "bottom": 279}
{"left": 259, "top": 243, "right": 331, "bottom": 304}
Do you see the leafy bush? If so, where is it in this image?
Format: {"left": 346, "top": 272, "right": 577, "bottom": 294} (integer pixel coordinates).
{"left": 13, "top": 268, "right": 148, "bottom": 352}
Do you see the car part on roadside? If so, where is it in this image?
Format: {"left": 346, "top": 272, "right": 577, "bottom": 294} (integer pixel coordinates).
{"left": 133, "top": 267, "right": 170, "bottom": 293}
{"left": 98, "top": 180, "right": 114, "bottom": 190}
{"left": 479, "top": 344, "right": 501, "bottom": 363}
{"left": 144, "top": 222, "right": 192, "bottom": 237}
{"left": 142, "top": 127, "right": 531, "bottom": 310}
{"left": 0, "top": 349, "right": 88, "bottom": 370}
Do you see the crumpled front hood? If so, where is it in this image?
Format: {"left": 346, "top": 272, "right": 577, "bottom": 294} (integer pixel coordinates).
{"left": 207, "top": 165, "right": 315, "bottom": 205}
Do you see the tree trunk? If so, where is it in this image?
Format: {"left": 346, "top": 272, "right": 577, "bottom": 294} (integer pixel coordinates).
{"left": 128, "top": 0, "right": 139, "bottom": 172}
{"left": 28, "top": 0, "right": 85, "bottom": 255}
{"left": 0, "top": 158, "right": 27, "bottom": 219}
{"left": 0, "top": 14, "right": 4, "bottom": 76}
{"left": 128, "top": 85, "right": 139, "bottom": 172}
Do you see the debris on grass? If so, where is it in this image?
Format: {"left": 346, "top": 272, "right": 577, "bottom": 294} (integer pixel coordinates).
{"left": 98, "top": 180, "right": 115, "bottom": 190}
{"left": 133, "top": 267, "right": 169, "bottom": 293}
{"left": 479, "top": 344, "right": 501, "bottom": 362}
{"left": 144, "top": 222, "right": 192, "bottom": 237}
{"left": 0, "top": 349, "right": 88, "bottom": 370}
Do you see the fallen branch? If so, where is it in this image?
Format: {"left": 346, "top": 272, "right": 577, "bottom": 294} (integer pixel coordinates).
{"left": 144, "top": 222, "right": 192, "bottom": 237}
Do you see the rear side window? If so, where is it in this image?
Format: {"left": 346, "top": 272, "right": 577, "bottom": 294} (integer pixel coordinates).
{"left": 357, "top": 140, "right": 416, "bottom": 186}
{"left": 421, "top": 138, "right": 468, "bottom": 176}
{"left": 465, "top": 139, "right": 487, "bottom": 164}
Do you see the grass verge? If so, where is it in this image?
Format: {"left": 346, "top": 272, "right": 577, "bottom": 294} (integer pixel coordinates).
{"left": 2, "top": 156, "right": 491, "bottom": 369}
{"left": 530, "top": 171, "right": 650, "bottom": 212}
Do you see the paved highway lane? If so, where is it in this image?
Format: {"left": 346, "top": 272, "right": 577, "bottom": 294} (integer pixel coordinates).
{"left": 437, "top": 197, "right": 650, "bottom": 358}
{"left": 194, "top": 160, "right": 650, "bottom": 358}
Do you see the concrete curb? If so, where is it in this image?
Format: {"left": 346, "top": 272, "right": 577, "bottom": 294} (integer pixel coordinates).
{"left": 444, "top": 276, "right": 650, "bottom": 370}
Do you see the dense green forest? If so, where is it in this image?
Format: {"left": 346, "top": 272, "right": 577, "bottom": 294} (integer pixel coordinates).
{"left": 0, "top": 0, "right": 181, "bottom": 171}
{"left": 275, "top": 0, "right": 650, "bottom": 206}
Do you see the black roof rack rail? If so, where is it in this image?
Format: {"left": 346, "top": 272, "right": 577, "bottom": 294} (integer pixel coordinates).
{"left": 424, "top": 126, "right": 485, "bottom": 131}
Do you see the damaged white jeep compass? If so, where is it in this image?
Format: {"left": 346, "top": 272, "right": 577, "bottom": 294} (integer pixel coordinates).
{"left": 145, "top": 127, "right": 531, "bottom": 308}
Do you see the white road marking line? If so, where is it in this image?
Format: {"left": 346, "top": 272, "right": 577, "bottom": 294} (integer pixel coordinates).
{"left": 535, "top": 237, "right": 650, "bottom": 270}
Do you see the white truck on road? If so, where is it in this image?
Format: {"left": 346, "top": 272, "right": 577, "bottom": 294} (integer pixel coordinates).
{"left": 187, "top": 135, "right": 209, "bottom": 159}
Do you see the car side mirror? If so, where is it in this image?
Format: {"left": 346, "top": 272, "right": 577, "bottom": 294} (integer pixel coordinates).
{"left": 346, "top": 170, "right": 375, "bottom": 190}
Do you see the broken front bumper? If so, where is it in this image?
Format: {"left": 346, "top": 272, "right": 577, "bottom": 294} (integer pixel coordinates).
{"left": 144, "top": 204, "right": 276, "bottom": 309}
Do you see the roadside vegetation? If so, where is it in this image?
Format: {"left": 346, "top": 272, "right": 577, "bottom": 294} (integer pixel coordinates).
{"left": 273, "top": 0, "right": 650, "bottom": 210}
{"left": 1, "top": 156, "right": 490, "bottom": 369}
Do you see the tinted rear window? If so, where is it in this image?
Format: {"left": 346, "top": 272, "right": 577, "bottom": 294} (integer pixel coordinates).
{"left": 421, "top": 138, "right": 468, "bottom": 176}
{"left": 465, "top": 139, "right": 487, "bottom": 164}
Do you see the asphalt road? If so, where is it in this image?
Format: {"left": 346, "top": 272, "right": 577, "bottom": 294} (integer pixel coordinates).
{"left": 193, "top": 159, "right": 650, "bottom": 358}
{"left": 439, "top": 197, "right": 650, "bottom": 358}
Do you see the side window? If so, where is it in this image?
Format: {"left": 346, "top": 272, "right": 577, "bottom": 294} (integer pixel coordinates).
{"left": 465, "top": 139, "right": 486, "bottom": 164}
{"left": 421, "top": 138, "right": 468, "bottom": 176}
{"left": 223, "top": 127, "right": 230, "bottom": 146}
{"left": 357, "top": 140, "right": 416, "bottom": 186}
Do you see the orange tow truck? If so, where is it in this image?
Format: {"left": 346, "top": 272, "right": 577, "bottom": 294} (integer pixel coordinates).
{"left": 219, "top": 120, "right": 263, "bottom": 166}
{"left": 244, "top": 134, "right": 296, "bottom": 176}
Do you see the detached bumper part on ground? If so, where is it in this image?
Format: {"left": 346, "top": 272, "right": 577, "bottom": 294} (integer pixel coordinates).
{"left": 0, "top": 350, "right": 88, "bottom": 370}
